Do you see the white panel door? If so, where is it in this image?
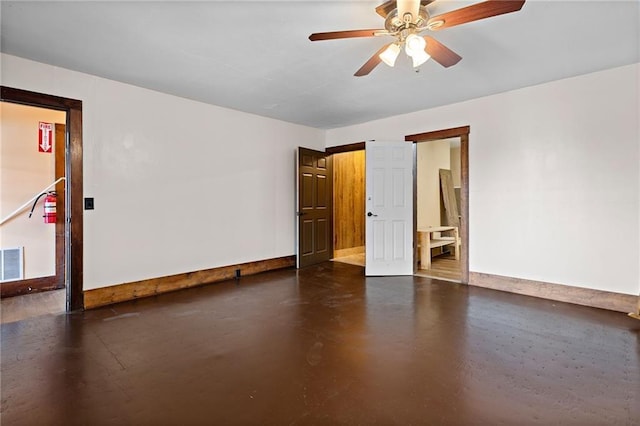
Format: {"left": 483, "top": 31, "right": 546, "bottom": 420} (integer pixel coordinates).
{"left": 365, "top": 141, "right": 414, "bottom": 276}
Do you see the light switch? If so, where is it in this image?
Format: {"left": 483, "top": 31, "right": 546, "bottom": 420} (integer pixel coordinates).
{"left": 84, "top": 197, "right": 94, "bottom": 210}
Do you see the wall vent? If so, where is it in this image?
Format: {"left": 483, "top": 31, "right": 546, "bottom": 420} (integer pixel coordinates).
{"left": 1, "top": 247, "right": 24, "bottom": 282}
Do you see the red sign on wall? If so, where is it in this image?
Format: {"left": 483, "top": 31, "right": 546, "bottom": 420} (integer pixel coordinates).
{"left": 39, "top": 122, "right": 53, "bottom": 153}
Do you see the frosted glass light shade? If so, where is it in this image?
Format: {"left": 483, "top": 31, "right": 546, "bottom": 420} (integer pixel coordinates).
{"left": 379, "top": 43, "right": 401, "bottom": 67}
{"left": 411, "top": 50, "right": 431, "bottom": 67}
{"left": 404, "top": 34, "right": 426, "bottom": 56}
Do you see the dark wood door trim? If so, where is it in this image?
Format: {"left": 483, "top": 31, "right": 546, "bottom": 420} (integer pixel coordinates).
{"left": 1, "top": 86, "right": 84, "bottom": 310}
{"left": 405, "top": 126, "right": 470, "bottom": 284}
{"left": 54, "top": 124, "right": 66, "bottom": 290}
{"left": 326, "top": 141, "right": 365, "bottom": 155}
{"left": 405, "top": 126, "right": 470, "bottom": 142}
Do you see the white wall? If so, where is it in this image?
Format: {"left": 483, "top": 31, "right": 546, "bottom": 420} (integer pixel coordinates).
{"left": 1, "top": 54, "right": 325, "bottom": 290}
{"left": 0, "top": 103, "right": 65, "bottom": 279}
{"left": 450, "top": 146, "right": 461, "bottom": 189}
{"left": 328, "top": 64, "right": 640, "bottom": 296}
{"left": 416, "top": 140, "right": 449, "bottom": 229}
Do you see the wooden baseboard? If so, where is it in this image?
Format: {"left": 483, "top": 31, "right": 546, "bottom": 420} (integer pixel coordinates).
{"left": 84, "top": 255, "right": 295, "bottom": 309}
{"left": 334, "top": 246, "right": 365, "bottom": 258}
{"left": 469, "top": 272, "right": 638, "bottom": 313}
{"left": 1, "top": 276, "right": 64, "bottom": 298}
{"left": 631, "top": 297, "right": 640, "bottom": 319}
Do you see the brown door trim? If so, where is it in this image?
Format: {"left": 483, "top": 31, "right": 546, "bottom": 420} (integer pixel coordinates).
{"left": 54, "top": 123, "right": 66, "bottom": 290}
{"left": 1, "top": 86, "right": 84, "bottom": 310}
{"left": 405, "top": 126, "right": 470, "bottom": 284}
{"left": 326, "top": 141, "right": 365, "bottom": 155}
{"left": 405, "top": 126, "right": 470, "bottom": 142}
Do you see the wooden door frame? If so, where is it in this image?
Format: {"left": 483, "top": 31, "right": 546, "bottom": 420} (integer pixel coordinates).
{"left": 405, "top": 126, "right": 470, "bottom": 284}
{"left": 1, "top": 86, "right": 84, "bottom": 311}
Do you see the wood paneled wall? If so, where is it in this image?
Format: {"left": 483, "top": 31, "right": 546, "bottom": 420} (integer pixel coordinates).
{"left": 333, "top": 150, "right": 365, "bottom": 251}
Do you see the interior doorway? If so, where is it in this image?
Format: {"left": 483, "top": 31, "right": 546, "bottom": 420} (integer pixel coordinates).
{"left": 326, "top": 126, "right": 469, "bottom": 284}
{"left": 0, "top": 103, "right": 65, "bottom": 292}
{"left": 414, "top": 138, "right": 462, "bottom": 281}
{"left": 326, "top": 143, "right": 365, "bottom": 268}
{"left": 0, "top": 104, "right": 66, "bottom": 321}
{"left": 332, "top": 148, "right": 365, "bottom": 267}
{"left": 406, "top": 126, "right": 470, "bottom": 284}
{"left": 0, "top": 86, "right": 84, "bottom": 312}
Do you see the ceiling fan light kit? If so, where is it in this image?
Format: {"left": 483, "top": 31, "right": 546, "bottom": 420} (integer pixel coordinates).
{"left": 380, "top": 43, "right": 401, "bottom": 67}
{"left": 309, "top": 0, "right": 526, "bottom": 77}
{"left": 404, "top": 33, "right": 430, "bottom": 67}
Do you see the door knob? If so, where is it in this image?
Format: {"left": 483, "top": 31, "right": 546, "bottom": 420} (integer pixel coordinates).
{"left": 367, "top": 212, "right": 377, "bottom": 217}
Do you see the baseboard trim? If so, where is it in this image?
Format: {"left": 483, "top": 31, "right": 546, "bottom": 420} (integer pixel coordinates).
{"left": 0, "top": 276, "right": 64, "bottom": 298}
{"left": 469, "top": 272, "right": 638, "bottom": 313}
{"left": 334, "top": 246, "right": 365, "bottom": 258}
{"left": 84, "top": 255, "right": 295, "bottom": 309}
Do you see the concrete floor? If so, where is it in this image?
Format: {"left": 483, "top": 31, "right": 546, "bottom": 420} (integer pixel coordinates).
{"left": 1, "top": 288, "right": 66, "bottom": 324}
{"left": 1, "top": 261, "right": 638, "bottom": 425}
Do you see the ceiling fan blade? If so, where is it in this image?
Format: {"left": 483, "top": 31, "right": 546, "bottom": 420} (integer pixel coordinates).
{"left": 354, "top": 43, "right": 391, "bottom": 77}
{"left": 309, "top": 29, "right": 384, "bottom": 41}
{"left": 376, "top": 0, "right": 436, "bottom": 18}
{"left": 427, "top": 0, "right": 525, "bottom": 30}
{"left": 424, "top": 36, "right": 462, "bottom": 68}
{"left": 375, "top": 0, "right": 396, "bottom": 18}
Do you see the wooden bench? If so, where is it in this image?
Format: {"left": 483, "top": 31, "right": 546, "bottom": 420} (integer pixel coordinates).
{"left": 418, "top": 226, "right": 459, "bottom": 270}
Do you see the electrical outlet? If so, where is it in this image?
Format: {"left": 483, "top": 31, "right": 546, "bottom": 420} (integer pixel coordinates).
{"left": 84, "top": 197, "right": 94, "bottom": 210}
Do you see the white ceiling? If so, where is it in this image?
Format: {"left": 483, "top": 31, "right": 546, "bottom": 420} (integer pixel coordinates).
{"left": 1, "top": 1, "right": 638, "bottom": 129}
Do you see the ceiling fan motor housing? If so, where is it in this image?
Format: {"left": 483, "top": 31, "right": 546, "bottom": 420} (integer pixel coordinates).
{"left": 384, "top": 5, "right": 430, "bottom": 36}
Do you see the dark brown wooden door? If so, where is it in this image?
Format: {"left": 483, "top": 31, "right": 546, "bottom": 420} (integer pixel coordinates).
{"left": 297, "top": 147, "right": 333, "bottom": 268}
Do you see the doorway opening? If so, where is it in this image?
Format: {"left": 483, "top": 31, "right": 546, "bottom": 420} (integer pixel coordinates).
{"left": 332, "top": 149, "right": 365, "bottom": 267}
{"left": 326, "top": 143, "right": 365, "bottom": 268}
{"left": 0, "top": 86, "right": 84, "bottom": 314}
{"left": 0, "top": 104, "right": 66, "bottom": 322}
{"left": 406, "top": 126, "right": 470, "bottom": 284}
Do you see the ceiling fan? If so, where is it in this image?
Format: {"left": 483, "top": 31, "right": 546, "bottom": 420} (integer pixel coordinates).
{"left": 309, "top": 0, "right": 526, "bottom": 76}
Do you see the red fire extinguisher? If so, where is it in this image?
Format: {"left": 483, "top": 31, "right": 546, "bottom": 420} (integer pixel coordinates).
{"left": 29, "top": 191, "right": 57, "bottom": 224}
{"left": 43, "top": 192, "right": 57, "bottom": 224}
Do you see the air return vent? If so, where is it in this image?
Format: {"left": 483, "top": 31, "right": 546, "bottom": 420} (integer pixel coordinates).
{"left": 1, "top": 247, "right": 24, "bottom": 282}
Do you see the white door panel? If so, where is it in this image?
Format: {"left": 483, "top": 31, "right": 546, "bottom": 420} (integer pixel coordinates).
{"left": 365, "top": 141, "right": 414, "bottom": 276}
